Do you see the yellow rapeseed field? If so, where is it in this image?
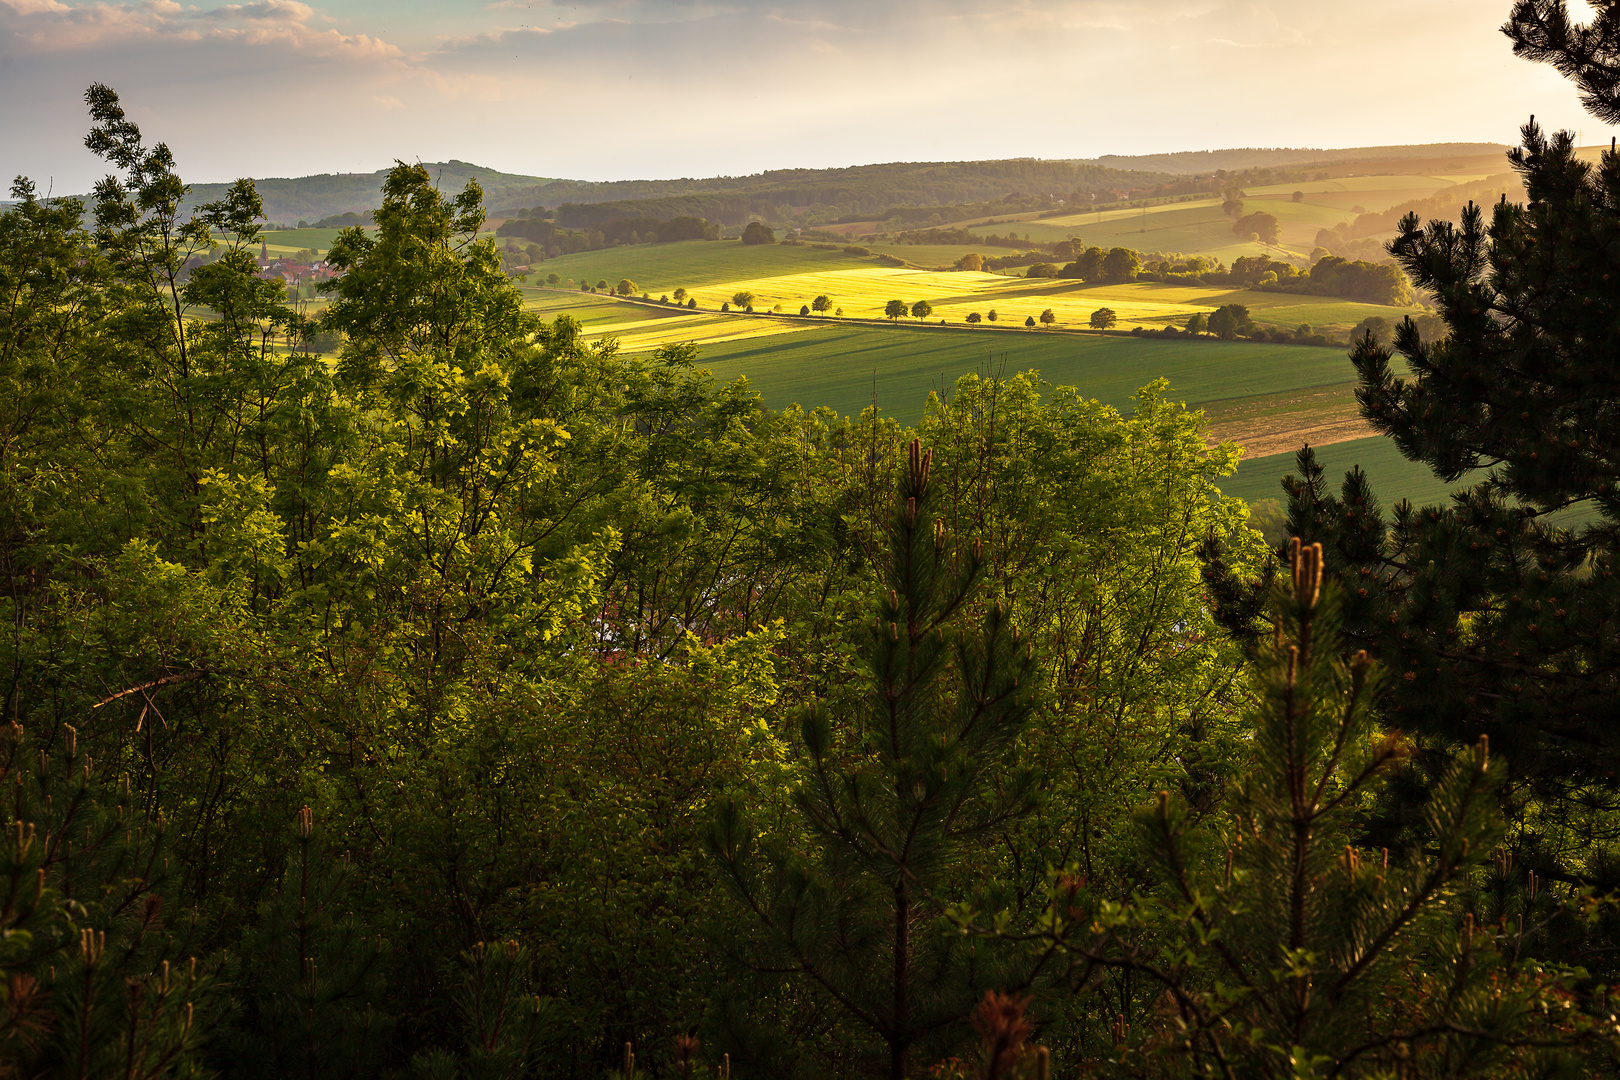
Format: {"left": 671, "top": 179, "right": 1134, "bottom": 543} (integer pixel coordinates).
{"left": 686, "top": 268, "right": 1210, "bottom": 329}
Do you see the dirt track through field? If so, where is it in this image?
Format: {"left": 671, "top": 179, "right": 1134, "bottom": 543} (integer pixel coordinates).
{"left": 1202, "top": 381, "right": 1375, "bottom": 458}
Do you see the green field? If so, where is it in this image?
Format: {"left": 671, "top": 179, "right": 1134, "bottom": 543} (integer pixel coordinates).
{"left": 1219, "top": 435, "right": 1457, "bottom": 509}
{"left": 692, "top": 325, "right": 1354, "bottom": 422}
{"left": 259, "top": 227, "right": 350, "bottom": 256}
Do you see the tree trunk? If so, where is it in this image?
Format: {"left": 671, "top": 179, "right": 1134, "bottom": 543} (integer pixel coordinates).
{"left": 892, "top": 879, "right": 910, "bottom": 1080}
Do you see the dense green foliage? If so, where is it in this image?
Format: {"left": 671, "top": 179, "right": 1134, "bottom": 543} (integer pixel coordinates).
{"left": 10, "top": 46, "right": 1620, "bottom": 1076}
{"left": 0, "top": 85, "right": 1293, "bottom": 1078}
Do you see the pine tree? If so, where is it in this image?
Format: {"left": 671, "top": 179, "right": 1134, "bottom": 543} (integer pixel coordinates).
{"left": 1202, "top": 4, "right": 1620, "bottom": 927}
{"left": 1046, "top": 543, "right": 1612, "bottom": 1077}
{"left": 0, "top": 720, "right": 210, "bottom": 1078}
{"left": 707, "top": 439, "right": 1040, "bottom": 1080}
{"left": 214, "top": 808, "right": 391, "bottom": 1080}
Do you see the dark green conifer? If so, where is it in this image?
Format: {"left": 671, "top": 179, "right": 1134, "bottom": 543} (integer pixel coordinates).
{"left": 0, "top": 720, "right": 209, "bottom": 1077}
{"left": 215, "top": 807, "right": 391, "bottom": 1080}
{"left": 707, "top": 439, "right": 1040, "bottom": 1080}
{"left": 1048, "top": 543, "right": 1611, "bottom": 1077}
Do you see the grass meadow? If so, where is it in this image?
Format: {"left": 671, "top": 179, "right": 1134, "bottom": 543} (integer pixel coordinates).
{"left": 691, "top": 324, "right": 1355, "bottom": 422}
{"left": 1219, "top": 435, "right": 1457, "bottom": 509}
{"left": 259, "top": 227, "right": 350, "bottom": 257}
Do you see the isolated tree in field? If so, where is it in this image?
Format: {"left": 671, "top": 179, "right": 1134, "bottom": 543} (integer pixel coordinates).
{"left": 1101, "top": 246, "right": 1139, "bottom": 282}
{"left": 596, "top": 279, "right": 608, "bottom": 291}
{"left": 966, "top": 312, "right": 981, "bottom": 324}
{"left": 741, "top": 221, "right": 775, "bottom": 245}
{"left": 546, "top": 272, "right": 560, "bottom": 285}
{"left": 812, "top": 294, "right": 832, "bottom": 313}
{"left": 1024, "top": 315, "right": 1036, "bottom": 327}
{"left": 987, "top": 309, "right": 998, "bottom": 322}
{"left": 955, "top": 252, "right": 983, "bottom": 271}
{"left": 799, "top": 304, "right": 809, "bottom": 315}
{"left": 911, "top": 299, "right": 933, "bottom": 321}
{"left": 686, "top": 298, "right": 696, "bottom": 308}
{"left": 731, "top": 290, "right": 754, "bottom": 308}
{"left": 1207, "top": 303, "right": 1252, "bottom": 339}
{"left": 1234, "top": 210, "right": 1282, "bottom": 244}
{"left": 616, "top": 279, "right": 636, "bottom": 296}
{"left": 1088, "top": 307, "right": 1117, "bottom": 329}
{"left": 1026, "top": 262, "right": 1058, "bottom": 278}
{"left": 1221, "top": 182, "right": 1246, "bottom": 219}
{"left": 1185, "top": 312, "right": 1208, "bottom": 335}
{"left": 885, "top": 299, "right": 908, "bottom": 322}
{"left": 1292, "top": 190, "right": 1305, "bottom": 202}
{"left": 708, "top": 441, "right": 1038, "bottom": 1080}
{"left": 673, "top": 287, "right": 687, "bottom": 302}
{"left": 1038, "top": 308, "right": 1056, "bottom": 328}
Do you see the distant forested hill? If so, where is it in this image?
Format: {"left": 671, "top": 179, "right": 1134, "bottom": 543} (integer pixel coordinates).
{"left": 1093, "top": 142, "right": 1510, "bottom": 175}
{"left": 48, "top": 142, "right": 1516, "bottom": 228}
{"left": 178, "top": 157, "right": 1175, "bottom": 227}
{"left": 177, "top": 160, "right": 562, "bottom": 225}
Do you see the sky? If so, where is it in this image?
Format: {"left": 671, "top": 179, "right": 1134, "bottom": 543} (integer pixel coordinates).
{"left": 0, "top": 0, "right": 1613, "bottom": 193}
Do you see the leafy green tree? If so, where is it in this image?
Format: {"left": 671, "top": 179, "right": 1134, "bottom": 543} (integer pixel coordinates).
{"left": 1062, "top": 246, "right": 1106, "bottom": 281}
{"left": 812, "top": 294, "right": 832, "bottom": 313}
{"left": 1206, "top": 303, "right": 1252, "bottom": 339}
{"left": 741, "top": 222, "right": 775, "bottom": 245}
{"left": 708, "top": 440, "right": 1039, "bottom": 1080}
{"left": 987, "top": 309, "right": 998, "bottom": 322}
{"left": 1038, "top": 542, "right": 1612, "bottom": 1076}
{"left": 799, "top": 304, "right": 810, "bottom": 315}
{"left": 673, "top": 287, "right": 687, "bottom": 302}
{"left": 1221, "top": 183, "right": 1246, "bottom": 219}
{"left": 955, "top": 253, "right": 983, "bottom": 271}
{"left": 1351, "top": 314, "right": 1392, "bottom": 346}
{"left": 596, "top": 279, "right": 608, "bottom": 291}
{"left": 1088, "top": 307, "right": 1117, "bottom": 329}
{"left": 1233, "top": 210, "right": 1282, "bottom": 244}
{"left": 1038, "top": 309, "right": 1056, "bottom": 328}
{"left": 910, "top": 299, "right": 933, "bottom": 321}
{"left": 1101, "top": 247, "right": 1139, "bottom": 283}
{"left": 1024, "top": 315, "right": 1036, "bottom": 327}
{"left": 966, "top": 312, "right": 982, "bottom": 324}
{"left": 546, "top": 272, "right": 560, "bottom": 286}
{"left": 731, "top": 290, "right": 755, "bottom": 309}
{"left": 1026, "top": 262, "right": 1057, "bottom": 278}
{"left": 1185, "top": 312, "right": 1208, "bottom": 335}
{"left": 885, "top": 299, "right": 908, "bottom": 321}
{"left": 616, "top": 279, "right": 636, "bottom": 296}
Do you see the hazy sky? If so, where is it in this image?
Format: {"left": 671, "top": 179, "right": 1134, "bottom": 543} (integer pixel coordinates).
{"left": 1, "top": 0, "right": 1611, "bottom": 192}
